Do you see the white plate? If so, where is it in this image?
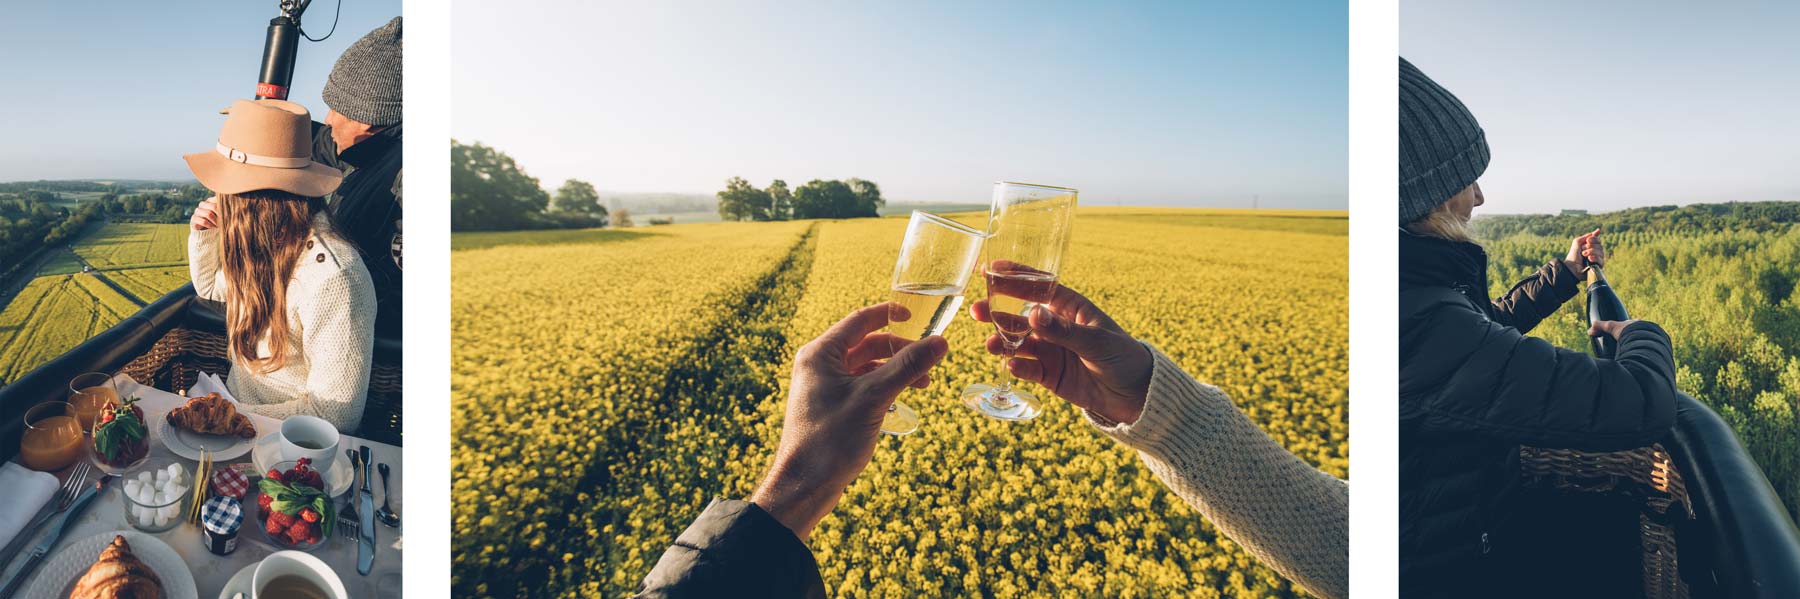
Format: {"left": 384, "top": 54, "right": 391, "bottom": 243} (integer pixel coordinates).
{"left": 218, "top": 563, "right": 256, "bottom": 599}
{"left": 23, "top": 530, "right": 198, "bottom": 599}
{"left": 159, "top": 415, "right": 260, "bottom": 462}
{"left": 251, "top": 434, "right": 352, "bottom": 497}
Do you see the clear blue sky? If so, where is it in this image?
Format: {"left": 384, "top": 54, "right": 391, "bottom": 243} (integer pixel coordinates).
{"left": 1404, "top": 0, "right": 1800, "bottom": 214}
{"left": 0, "top": 0, "right": 401, "bottom": 182}
{"left": 454, "top": 1, "right": 1347, "bottom": 209}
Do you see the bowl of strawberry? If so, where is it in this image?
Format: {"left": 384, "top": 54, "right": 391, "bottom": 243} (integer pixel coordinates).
{"left": 91, "top": 396, "right": 150, "bottom": 474}
{"left": 255, "top": 458, "right": 336, "bottom": 551}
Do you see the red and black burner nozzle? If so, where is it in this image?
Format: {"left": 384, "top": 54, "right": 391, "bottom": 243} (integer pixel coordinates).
{"left": 255, "top": 0, "right": 312, "bottom": 100}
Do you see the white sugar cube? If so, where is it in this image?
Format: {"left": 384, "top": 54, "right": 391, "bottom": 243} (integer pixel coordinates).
{"left": 152, "top": 512, "right": 168, "bottom": 528}
{"left": 136, "top": 471, "right": 153, "bottom": 485}
{"left": 133, "top": 487, "right": 154, "bottom": 505}
{"left": 159, "top": 504, "right": 179, "bottom": 520}
{"left": 124, "top": 480, "right": 142, "bottom": 498}
{"left": 135, "top": 506, "right": 155, "bottom": 523}
{"left": 166, "top": 463, "right": 182, "bottom": 479}
{"left": 154, "top": 470, "right": 170, "bottom": 484}
{"left": 165, "top": 484, "right": 186, "bottom": 499}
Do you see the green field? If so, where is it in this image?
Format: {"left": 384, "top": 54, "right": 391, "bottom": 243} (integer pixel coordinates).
{"left": 0, "top": 222, "right": 192, "bottom": 384}
{"left": 73, "top": 223, "right": 187, "bottom": 269}
{"left": 0, "top": 274, "right": 138, "bottom": 382}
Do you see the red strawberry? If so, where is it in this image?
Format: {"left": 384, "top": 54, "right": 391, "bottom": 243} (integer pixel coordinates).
{"left": 265, "top": 468, "right": 283, "bottom": 480}
{"left": 270, "top": 511, "right": 296, "bottom": 528}
{"left": 299, "top": 508, "right": 321, "bottom": 523}
{"left": 265, "top": 517, "right": 285, "bottom": 536}
{"left": 286, "top": 521, "right": 313, "bottom": 544}
{"left": 296, "top": 457, "right": 311, "bottom": 468}
{"left": 304, "top": 471, "right": 324, "bottom": 488}
{"left": 100, "top": 411, "right": 115, "bottom": 424}
{"left": 258, "top": 493, "right": 274, "bottom": 511}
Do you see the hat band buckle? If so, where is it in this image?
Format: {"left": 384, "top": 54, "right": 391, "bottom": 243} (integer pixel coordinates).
{"left": 215, "top": 142, "right": 313, "bottom": 170}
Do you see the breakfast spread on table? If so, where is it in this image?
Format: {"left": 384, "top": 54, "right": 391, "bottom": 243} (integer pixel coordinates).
{"left": 69, "top": 535, "right": 164, "bottom": 598}
{"left": 0, "top": 373, "right": 401, "bottom": 598}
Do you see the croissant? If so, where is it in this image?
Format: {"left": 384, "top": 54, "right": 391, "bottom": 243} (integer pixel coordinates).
{"left": 69, "top": 535, "right": 163, "bottom": 599}
{"left": 166, "top": 393, "right": 257, "bottom": 439}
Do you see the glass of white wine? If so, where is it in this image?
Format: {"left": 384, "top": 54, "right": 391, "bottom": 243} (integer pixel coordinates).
{"left": 883, "top": 210, "right": 986, "bottom": 435}
{"left": 961, "top": 181, "right": 1078, "bottom": 421}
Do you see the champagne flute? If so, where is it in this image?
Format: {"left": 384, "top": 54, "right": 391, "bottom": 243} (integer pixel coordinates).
{"left": 883, "top": 210, "right": 986, "bottom": 435}
{"left": 961, "top": 182, "right": 1078, "bottom": 421}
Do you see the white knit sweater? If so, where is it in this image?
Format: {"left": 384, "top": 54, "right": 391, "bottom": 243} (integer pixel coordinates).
{"left": 1086, "top": 344, "right": 1349, "bottom": 599}
{"left": 188, "top": 212, "right": 377, "bottom": 433}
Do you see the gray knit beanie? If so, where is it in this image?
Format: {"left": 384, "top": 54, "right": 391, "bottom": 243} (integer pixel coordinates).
{"left": 323, "top": 17, "right": 402, "bottom": 127}
{"left": 1399, "top": 57, "right": 1487, "bottom": 224}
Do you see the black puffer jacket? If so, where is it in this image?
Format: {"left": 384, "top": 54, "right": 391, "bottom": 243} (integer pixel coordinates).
{"left": 1398, "top": 230, "right": 1677, "bottom": 597}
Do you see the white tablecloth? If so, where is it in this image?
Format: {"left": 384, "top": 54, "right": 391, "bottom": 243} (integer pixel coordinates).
{"left": 1, "top": 378, "right": 403, "bottom": 598}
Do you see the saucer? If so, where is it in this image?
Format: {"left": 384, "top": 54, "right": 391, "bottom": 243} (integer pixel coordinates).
{"left": 219, "top": 563, "right": 255, "bottom": 599}
{"left": 251, "top": 434, "right": 353, "bottom": 497}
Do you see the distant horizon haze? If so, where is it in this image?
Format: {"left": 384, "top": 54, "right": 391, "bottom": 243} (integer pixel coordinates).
{"left": 454, "top": 1, "right": 1348, "bottom": 210}
{"left": 1405, "top": 0, "right": 1800, "bottom": 213}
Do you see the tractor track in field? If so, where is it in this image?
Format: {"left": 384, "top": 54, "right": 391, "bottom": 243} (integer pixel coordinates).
{"left": 500, "top": 223, "right": 820, "bottom": 598}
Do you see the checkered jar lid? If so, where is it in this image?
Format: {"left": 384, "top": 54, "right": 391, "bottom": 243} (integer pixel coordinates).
{"left": 211, "top": 467, "right": 250, "bottom": 499}
{"left": 202, "top": 496, "right": 243, "bottom": 535}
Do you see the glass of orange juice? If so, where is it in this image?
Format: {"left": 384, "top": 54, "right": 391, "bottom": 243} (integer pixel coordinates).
{"left": 21, "top": 401, "right": 85, "bottom": 472}
{"left": 68, "top": 372, "right": 118, "bottom": 434}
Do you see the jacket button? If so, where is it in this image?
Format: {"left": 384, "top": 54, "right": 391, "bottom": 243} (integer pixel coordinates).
{"left": 307, "top": 240, "right": 315, "bottom": 249}
{"left": 316, "top": 253, "right": 325, "bottom": 263}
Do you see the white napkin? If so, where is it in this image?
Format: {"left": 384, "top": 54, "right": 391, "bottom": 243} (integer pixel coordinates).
{"left": 186, "top": 372, "right": 237, "bottom": 403}
{"left": 108, "top": 372, "right": 141, "bottom": 399}
{"left": 0, "top": 462, "right": 61, "bottom": 551}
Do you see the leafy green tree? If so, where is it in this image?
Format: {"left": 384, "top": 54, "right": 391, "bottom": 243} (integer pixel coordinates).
{"left": 550, "top": 178, "right": 606, "bottom": 219}
{"left": 451, "top": 140, "right": 551, "bottom": 231}
{"left": 846, "top": 178, "right": 884, "bottom": 217}
{"left": 716, "top": 177, "right": 772, "bottom": 221}
{"left": 766, "top": 179, "right": 792, "bottom": 221}
{"left": 792, "top": 179, "right": 856, "bottom": 219}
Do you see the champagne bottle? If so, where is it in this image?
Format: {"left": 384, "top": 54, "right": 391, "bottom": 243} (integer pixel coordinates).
{"left": 1585, "top": 264, "right": 1628, "bottom": 359}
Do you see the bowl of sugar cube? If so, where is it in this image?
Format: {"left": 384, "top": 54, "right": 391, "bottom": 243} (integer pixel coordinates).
{"left": 121, "top": 459, "right": 190, "bottom": 533}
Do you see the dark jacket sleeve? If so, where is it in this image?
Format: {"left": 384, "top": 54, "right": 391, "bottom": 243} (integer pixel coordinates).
{"left": 1402, "top": 296, "right": 1678, "bottom": 452}
{"left": 635, "top": 499, "right": 826, "bottom": 599}
{"left": 1489, "top": 260, "right": 1580, "bottom": 334}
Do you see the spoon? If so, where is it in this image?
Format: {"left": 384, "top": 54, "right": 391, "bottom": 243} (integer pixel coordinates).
{"left": 376, "top": 463, "right": 400, "bottom": 528}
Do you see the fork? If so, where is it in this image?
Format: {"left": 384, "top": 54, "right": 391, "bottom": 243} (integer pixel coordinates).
{"left": 338, "top": 448, "right": 361, "bottom": 540}
{"left": 0, "top": 461, "right": 93, "bottom": 570}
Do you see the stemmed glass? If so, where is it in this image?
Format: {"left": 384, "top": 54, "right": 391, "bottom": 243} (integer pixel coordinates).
{"left": 882, "top": 210, "right": 986, "bottom": 435}
{"left": 961, "top": 182, "right": 1078, "bottom": 421}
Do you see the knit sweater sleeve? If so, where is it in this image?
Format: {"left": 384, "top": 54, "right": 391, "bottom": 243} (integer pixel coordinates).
{"left": 243, "top": 268, "right": 376, "bottom": 432}
{"left": 1085, "top": 344, "right": 1349, "bottom": 599}
{"left": 186, "top": 228, "right": 227, "bottom": 301}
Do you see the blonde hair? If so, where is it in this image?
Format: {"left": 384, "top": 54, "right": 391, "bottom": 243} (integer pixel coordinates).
{"left": 218, "top": 190, "right": 326, "bottom": 372}
{"left": 1405, "top": 186, "right": 1478, "bottom": 243}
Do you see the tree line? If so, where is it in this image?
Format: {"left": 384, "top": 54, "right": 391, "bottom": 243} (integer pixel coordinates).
{"left": 716, "top": 177, "right": 884, "bottom": 221}
{"left": 450, "top": 140, "right": 615, "bottom": 232}
{"left": 0, "top": 194, "right": 102, "bottom": 278}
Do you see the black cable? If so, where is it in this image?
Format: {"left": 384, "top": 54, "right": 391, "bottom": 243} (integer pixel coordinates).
{"left": 299, "top": 0, "right": 342, "bottom": 42}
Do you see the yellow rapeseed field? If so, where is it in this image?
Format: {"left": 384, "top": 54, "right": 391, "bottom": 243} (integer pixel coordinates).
{"left": 451, "top": 208, "right": 1347, "bottom": 598}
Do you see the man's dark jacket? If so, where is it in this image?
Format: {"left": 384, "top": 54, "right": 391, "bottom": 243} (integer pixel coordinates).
{"left": 1397, "top": 230, "right": 1677, "bottom": 597}
{"left": 634, "top": 499, "right": 825, "bottom": 598}
{"left": 313, "top": 122, "right": 403, "bottom": 338}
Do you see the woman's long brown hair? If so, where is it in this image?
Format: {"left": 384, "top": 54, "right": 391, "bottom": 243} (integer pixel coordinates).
{"left": 218, "top": 190, "right": 326, "bottom": 372}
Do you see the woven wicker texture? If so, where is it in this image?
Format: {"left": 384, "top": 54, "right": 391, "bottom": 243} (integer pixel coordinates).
{"left": 1520, "top": 444, "right": 1694, "bottom": 599}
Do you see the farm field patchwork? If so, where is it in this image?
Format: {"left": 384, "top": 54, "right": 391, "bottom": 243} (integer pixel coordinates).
{"left": 72, "top": 222, "right": 188, "bottom": 269}
{"left": 450, "top": 208, "right": 1348, "bottom": 598}
{"left": 0, "top": 222, "right": 192, "bottom": 383}
{"left": 0, "top": 273, "right": 137, "bottom": 382}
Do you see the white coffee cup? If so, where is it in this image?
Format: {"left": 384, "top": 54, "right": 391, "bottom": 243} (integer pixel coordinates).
{"left": 252, "top": 550, "right": 347, "bottom": 599}
{"left": 278, "top": 416, "right": 339, "bottom": 465}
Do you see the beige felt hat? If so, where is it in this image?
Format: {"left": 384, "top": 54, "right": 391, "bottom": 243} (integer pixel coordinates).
{"left": 184, "top": 99, "right": 343, "bottom": 198}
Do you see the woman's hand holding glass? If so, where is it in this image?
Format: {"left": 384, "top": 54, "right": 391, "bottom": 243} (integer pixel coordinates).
{"left": 970, "top": 271, "right": 1152, "bottom": 425}
{"left": 750, "top": 303, "right": 948, "bottom": 541}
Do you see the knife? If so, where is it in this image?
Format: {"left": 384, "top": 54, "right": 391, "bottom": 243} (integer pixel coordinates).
{"left": 0, "top": 484, "right": 99, "bottom": 599}
{"left": 357, "top": 445, "right": 375, "bottom": 575}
